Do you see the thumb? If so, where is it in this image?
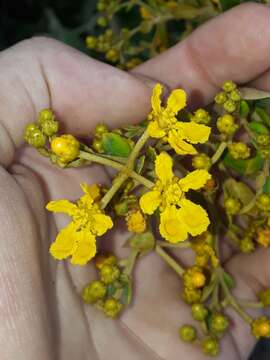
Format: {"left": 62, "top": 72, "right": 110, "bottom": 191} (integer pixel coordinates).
{"left": 0, "top": 37, "right": 153, "bottom": 167}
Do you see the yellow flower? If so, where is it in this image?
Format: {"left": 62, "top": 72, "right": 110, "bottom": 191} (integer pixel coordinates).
{"left": 147, "top": 84, "right": 210, "bottom": 154}
{"left": 126, "top": 210, "right": 146, "bottom": 233}
{"left": 46, "top": 183, "right": 113, "bottom": 265}
{"left": 140, "top": 152, "right": 210, "bottom": 242}
{"left": 51, "top": 134, "right": 80, "bottom": 163}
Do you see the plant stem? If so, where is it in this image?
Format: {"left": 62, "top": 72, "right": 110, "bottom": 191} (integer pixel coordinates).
{"left": 211, "top": 141, "right": 227, "bottom": 164}
{"left": 217, "top": 268, "right": 252, "bottom": 324}
{"left": 155, "top": 245, "right": 185, "bottom": 276}
{"left": 238, "top": 300, "right": 264, "bottom": 309}
{"left": 123, "top": 249, "right": 139, "bottom": 276}
{"left": 126, "top": 130, "right": 149, "bottom": 169}
{"left": 100, "top": 171, "right": 129, "bottom": 209}
{"left": 156, "top": 240, "right": 191, "bottom": 248}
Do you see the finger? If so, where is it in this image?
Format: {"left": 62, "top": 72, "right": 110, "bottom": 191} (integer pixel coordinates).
{"left": 0, "top": 37, "right": 153, "bottom": 167}
{"left": 132, "top": 3, "right": 270, "bottom": 106}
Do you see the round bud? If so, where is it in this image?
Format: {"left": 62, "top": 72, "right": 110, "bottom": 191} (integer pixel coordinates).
{"left": 97, "top": 16, "right": 108, "bottom": 27}
{"left": 51, "top": 134, "right": 80, "bottom": 163}
{"left": 230, "top": 89, "right": 241, "bottom": 102}
{"left": 41, "top": 119, "right": 59, "bottom": 137}
{"left": 191, "top": 272, "right": 206, "bottom": 288}
{"left": 105, "top": 48, "right": 119, "bottom": 62}
{"left": 103, "top": 298, "right": 122, "bottom": 318}
{"left": 95, "top": 254, "right": 117, "bottom": 270}
{"left": 258, "top": 289, "right": 270, "bottom": 306}
{"left": 224, "top": 197, "right": 241, "bottom": 215}
{"left": 82, "top": 280, "right": 106, "bottom": 304}
{"left": 222, "top": 80, "right": 237, "bottom": 92}
{"left": 211, "top": 313, "right": 229, "bottom": 333}
{"left": 256, "top": 134, "right": 270, "bottom": 146}
{"left": 223, "top": 100, "right": 236, "bottom": 113}
{"left": 94, "top": 124, "right": 109, "bottom": 138}
{"left": 192, "top": 153, "right": 211, "bottom": 170}
{"left": 179, "top": 325, "right": 197, "bottom": 342}
{"left": 38, "top": 109, "right": 55, "bottom": 124}
{"left": 228, "top": 142, "right": 250, "bottom": 160}
{"left": 100, "top": 264, "right": 121, "bottom": 284}
{"left": 86, "top": 36, "right": 97, "bottom": 49}
{"left": 217, "top": 114, "right": 237, "bottom": 135}
{"left": 191, "top": 303, "right": 208, "bottom": 321}
{"left": 202, "top": 338, "right": 220, "bottom": 356}
{"left": 252, "top": 317, "right": 270, "bottom": 338}
{"left": 239, "top": 237, "right": 255, "bottom": 253}
{"left": 24, "top": 123, "right": 46, "bottom": 148}
{"left": 215, "top": 91, "right": 227, "bottom": 105}
{"left": 256, "top": 194, "right": 270, "bottom": 212}
{"left": 92, "top": 139, "right": 104, "bottom": 153}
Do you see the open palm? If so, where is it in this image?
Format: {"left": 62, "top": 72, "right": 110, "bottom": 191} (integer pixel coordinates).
{"left": 1, "top": 4, "right": 270, "bottom": 360}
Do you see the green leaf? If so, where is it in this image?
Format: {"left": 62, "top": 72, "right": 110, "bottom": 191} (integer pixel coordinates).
{"left": 220, "top": 0, "right": 242, "bottom": 11}
{"left": 101, "top": 132, "right": 132, "bottom": 157}
{"left": 223, "top": 271, "right": 235, "bottom": 289}
{"left": 239, "top": 87, "right": 270, "bottom": 100}
{"left": 223, "top": 152, "right": 264, "bottom": 175}
{"left": 263, "top": 176, "right": 270, "bottom": 194}
{"left": 224, "top": 179, "right": 254, "bottom": 206}
{"left": 106, "top": 284, "right": 117, "bottom": 297}
{"left": 249, "top": 121, "right": 269, "bottom": 135}
{"left": 255, "top": 107, "right": 270, "bottom": 128}
{"left": 239, "top": 100, "right": 250, "bottom": 118}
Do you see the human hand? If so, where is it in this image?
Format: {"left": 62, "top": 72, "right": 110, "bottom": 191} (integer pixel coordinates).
{"left": 1, "top": 3, "right": 270, "bottom": 360}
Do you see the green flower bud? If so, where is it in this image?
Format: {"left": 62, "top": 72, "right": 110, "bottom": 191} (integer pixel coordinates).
{"left": 239, "top": 237, "right": 255, "bottom": 253}
{"left": 94, "top": 124, "right": 109, "bottom": 138}
{"left": 97, "top": 16, "right": 108, "bottom": 27}
{"left": 105, "top": 48, "right": 119, "bottom": 63}
{"left": 86, "top": 36, "right": 97, "bottom": 49}
{"left": 256, "top": 194, "right": 270, "bottom": 211}
{"left": 223, "top": 100, "right": 237, "bottom": 113}
{"left": 114, "top": 200, "right": 129, "bottom": 216}
{"left": 222, "top": 80, "right": 237, "bottom": 92}
{"left": 256, "top": 134, "right": 270, "bottom": 146}
{"left": 92, "top": 139, "right": 104, "bottom": 153}
{"left": 82, "top": 280, "right": 106, "bottom": 304}
{"left": 182, "top": 287, "right": 202, "bottom": 304}
{"left": 192, "top": 153, "right": 211, "bottom": 170}
{"left": 202, "top": 338, "right": 220, "bottom": 357}
{"left": 179, "top": 325, "right": 197, "bottom": 342}
{"left": 224, "top": 197, "right": 241, "bottom": 215}
{"left": 191, "top": 303, "right": 208, "bottom": 321}
{"left": 228, "top": 142, "right": 250, "bottom": 160}
{"left": 103, "top": 298, "right": 122, "bottom": 318}
{"left": 100, "top": 264, "right": 121, "bottom": 284}
{"left": 24, "top": 123, "right": 46, "bottom": 148}
{"left": 210, "top": 313, "right": 229, "bottom": 333}
{"left": 192, "top": 108, "right": 211, "bottom": 125}
{"left": 258, "top": 289, "right": 270, "bottom": 306}
{"left": 230, "top": 89, "right": 241, "bottom": 102}
{"left": 215, "top": 91, "right": 228, "bottom": 105}
{"left": 38, "top": 109, "right": 55, "bottom": 124}
{"left": 259, "top": 147, "right": 270, "bottom": 159}
{"left": 40, "top": 119, "right": 59, "bottom": 137}
{"left": 97, "top": 1, "right": 106, "bottom": 11}
{"left": 217, "top": 114, "right": 238, "bottom": 135}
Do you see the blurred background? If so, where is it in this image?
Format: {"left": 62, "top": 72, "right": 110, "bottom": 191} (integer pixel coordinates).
{"left": 1, "top": 0, "right": 269, "bottom": 358}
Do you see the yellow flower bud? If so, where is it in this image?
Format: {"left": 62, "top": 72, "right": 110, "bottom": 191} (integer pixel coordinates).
{"left": 126, "top": 210, "right": 146, "bottom": 233}
{"left": 217, "top": 114, "right": 238, "bottom": 135}
{"left": 82, "top": 280, "right": 106, "bottom": 304}
{"left": 222, "top": 80, "right": 237, "bottom": 92}
{"left": 179, "top": 325, "right": 197, "bottom": 342}
{"left": 252, "top": 317, "right": 270, "bottom": 338}
{"left": 256, "top": 227, "right": 270, "bottom": 247}
{"left": 95, "top": 254, "right": 117, "bottom": 270}
{"left": 103, "top": 298, "right": 122, "bottom": 318}
{"left": 51, "top": 134, "right": 80, "bottom": 163}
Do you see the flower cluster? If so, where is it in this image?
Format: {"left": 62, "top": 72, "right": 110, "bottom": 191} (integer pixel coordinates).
{"left": 24, "top": 80, "right": 270, "bottom": 357}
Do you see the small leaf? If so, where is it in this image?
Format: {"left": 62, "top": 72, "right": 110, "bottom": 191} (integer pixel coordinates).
{"left": 135, "top": 155, "right": 145, "bottom": 174}
{"left": 106, "top": 284, "right": 117, "bottom": 297}
{"left": 223, "top": 152, "right": 264, "bottom": 175}
{"left": 255, "top": 107, "right": 270, "bottom": 128}
{"left": 223, "top": 271, "right": 235, "bottom": 289}
{"left": 102, "top": 132, "right": 132, "bottom": 157}
{"left": 224, "top": 179, "right": 254, "bottom": 206}
{"left": 239, "top": 100, "right": 250, "bottom": 118}
{"left": 146, "top": 146, "right": 157, "bottom": 162}
{"left": 263, "top": 176, "right": 270, "bottom": 194}
{"left": 249, "top": 121, "right": 269, "bottom": 135}
{"left": 239, "top": 87, "right": 270, "bottom": 100}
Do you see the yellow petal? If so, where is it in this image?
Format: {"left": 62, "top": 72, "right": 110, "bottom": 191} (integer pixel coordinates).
{"left": 178, "top": 199, "right": 210, "bottom": 236}
{"left": 179, "top": 170, "right": 211, "bottom": 192}
{"left": 49, "top": 222, "right": 78, "bottom": 260}
{"left": 174, "top": 121, "right": 210, "bottom": 144}
{"left": 151, "top": 83, "right": 162, "bottom": 115}
{"left": 168, "top": 130, "right": 197, "bottom": 155}
{"left": 71, "top": 231, "right": 97, "bottom": 265}
{"left": 166, "top": 88, "right": 186, "bottom": 115}
{"left": 139, "top": 190, "right": 161, "bottom": 214}
{"left": 46, "top": 200, "right": 77, "bottom": 216}
{"left": 159, "top": 206, "right": 188, "bottom": 243}
{"left": 81, "top": 183, "right": 101, "bottom": 201}
{"left": 147, "top": 120, "right": 166, "bottom": 138}
{"left": 92, "top": 213, "right": 113, "bottom": 236}
{"left": 155, "top": 152, "right": 174, "bottom": 185}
